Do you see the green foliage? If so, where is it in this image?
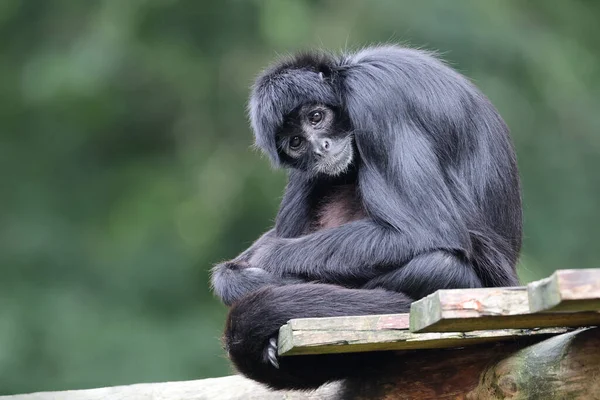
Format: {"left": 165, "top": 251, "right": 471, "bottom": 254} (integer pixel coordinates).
{"left": 1, "top": 0, "right": 599, "bottom": 394}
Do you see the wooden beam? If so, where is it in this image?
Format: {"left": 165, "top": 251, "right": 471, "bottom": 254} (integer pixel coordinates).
{"left": 409, "top": 286, "right": 600, "bottom": 333}
{"left": 278, "top": 316, "right": 566, "bottom": 356}
{"left": 528, "top": 268, "right": 600, "bottom": 312}
{"left": 342, "top": 327, "right": 600, "bottom": 400}
{"left": 0, "top": 376, "right": 342, "bottom": 400}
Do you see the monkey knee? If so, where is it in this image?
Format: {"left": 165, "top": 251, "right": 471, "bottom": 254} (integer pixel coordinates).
{"left": 364, "top": 251, "right": 482, "bottom": 299}
{"left": 407, "top": 251, "right": 482, "bottom": 293}
{"left": 416, "top": 251, "right": 481, "bottom": 286}
{"left": 225, "top": 284, "right": 329, "bottom": 354}
{"left": 224, "top": 286, "right": 284, "bottom": 365}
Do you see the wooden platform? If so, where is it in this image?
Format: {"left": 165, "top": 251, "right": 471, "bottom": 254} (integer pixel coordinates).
{"left": 271, "top": 268, "right": 600, "bottom": 399}
{"left": 279, "top": 269, "right": 600, "bottom": 356}
{"left": 3, "top": 269, "right": 600, "bottom": 400}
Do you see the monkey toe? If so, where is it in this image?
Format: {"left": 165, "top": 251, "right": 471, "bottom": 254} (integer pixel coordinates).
{"left": 266, "top": 337, "right": 280, "bottom": 369}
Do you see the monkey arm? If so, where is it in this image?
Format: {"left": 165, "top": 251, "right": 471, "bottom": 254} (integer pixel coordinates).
{"left": 249, "top": 219, "right": 448, "bottom": 283}
{"left": 231, "top": 228, "right": 277, "bottom": 263}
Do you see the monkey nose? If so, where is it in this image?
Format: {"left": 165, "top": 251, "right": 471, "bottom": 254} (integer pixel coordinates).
{"left": 314, "top": 139, "right": 331, "bottom": 157}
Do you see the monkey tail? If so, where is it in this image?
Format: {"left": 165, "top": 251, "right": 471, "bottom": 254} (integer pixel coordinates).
{"left": 223, "top": 283, "right": 412, "bottom": 390}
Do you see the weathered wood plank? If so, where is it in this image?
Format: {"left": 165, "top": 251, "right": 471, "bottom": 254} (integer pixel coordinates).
{"left": 528, "top": 268, "right": 600, "bottom": 312}
{"left": 287, "top": 313, "right": 410, "bottom": 331}
{"left": 278, "top": 320, "right": 566, "bottom": 356}
{"left": 409, "top": 286, "right": 600, "bottom": 333}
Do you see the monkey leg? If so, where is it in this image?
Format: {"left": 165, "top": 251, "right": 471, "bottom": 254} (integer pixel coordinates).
{"left": 223, "top": 283, "right": 413, "bottom": 390}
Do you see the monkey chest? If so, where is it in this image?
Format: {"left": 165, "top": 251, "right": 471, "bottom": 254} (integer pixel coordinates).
{"left": 312, "top": 185, "right": 366, "bottom": 230}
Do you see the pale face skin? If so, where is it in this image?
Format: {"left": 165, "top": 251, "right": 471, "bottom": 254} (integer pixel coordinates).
{"left": 277, "top": 103, "right": 354, "bottom": 177}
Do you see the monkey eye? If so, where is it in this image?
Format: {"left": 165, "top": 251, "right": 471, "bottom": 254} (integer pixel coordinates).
{"left": 289, "top": 136, "right": 304, "bottom": 149}
{"left": 308, "top": 110, "right": 323, "bottom": 125}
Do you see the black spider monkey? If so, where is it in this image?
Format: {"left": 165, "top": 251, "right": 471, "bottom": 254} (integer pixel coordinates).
{"left": 211, "top": 45, "right": 522, "bottom": 390}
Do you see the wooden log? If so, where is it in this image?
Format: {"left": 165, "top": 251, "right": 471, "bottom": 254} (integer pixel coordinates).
{"left": 278, "top": 314, "right": 566, "bottom": 356}
{"left": 528, "top": 268, "right": 600, "bottom": 312}
{"left": 340, "top": 327, "right": 600, "bottom": 400}
{"left": 409, "top": 286, "right": 600, "bottom": 333}
{"left": 0, "top": 376, "right": 342, "bottom": 400}
{"left": 4, "top": 328, "right": 599, "bottom": 399}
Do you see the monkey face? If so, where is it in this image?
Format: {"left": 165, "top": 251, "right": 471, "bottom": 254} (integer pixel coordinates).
{"left": 276, "top": 103, "right": 354, "bottom": 177}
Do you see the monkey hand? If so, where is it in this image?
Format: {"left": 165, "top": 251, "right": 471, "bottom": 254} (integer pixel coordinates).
{"left": 211, "top": 261, "right": 302, "bottom": 306}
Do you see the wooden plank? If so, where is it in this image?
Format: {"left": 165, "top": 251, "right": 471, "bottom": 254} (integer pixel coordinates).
{"left": 409, "top": 286, "right": 600, "bottom": 333}
{"left": 277, "top": 319, "right": 566, "bottom": 356}
{"left": 528, "top": 268, "right": 600, "bottom": 312}
{"left": 287, "top": 313, "right": 410, "bottom": 331}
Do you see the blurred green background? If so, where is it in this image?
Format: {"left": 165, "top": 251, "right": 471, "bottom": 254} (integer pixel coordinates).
{"left": 1, "top": 0, "right": 599, "bottom": 395}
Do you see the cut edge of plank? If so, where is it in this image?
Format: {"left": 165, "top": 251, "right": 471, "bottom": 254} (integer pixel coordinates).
{"left": 409, "top": 290, "right": 441, "bottom": 333}
{"left": 526, "top": 269, "right": 600, "bottom": 313}
{"left": 528, "top": 272, "right": 561, "bottom": 313}
{"left": 278, "top": 323, "right": 295, "bottom": 355}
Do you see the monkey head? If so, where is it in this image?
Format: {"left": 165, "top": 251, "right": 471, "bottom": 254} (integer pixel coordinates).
{"left": 275, "top": 103, "right": 353, "bottom": 177}
{"left": 248, "top": 52, "right": 346, "bottom": 172}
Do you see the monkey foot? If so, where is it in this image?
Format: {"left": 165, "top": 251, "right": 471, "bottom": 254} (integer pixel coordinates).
{"left": 266, "top": 337, "right": 279, "bottom": 369}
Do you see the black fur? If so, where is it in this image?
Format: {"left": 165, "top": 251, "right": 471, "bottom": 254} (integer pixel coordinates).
{"left": 211, "top": 45, "right": 522, "bottom": 390}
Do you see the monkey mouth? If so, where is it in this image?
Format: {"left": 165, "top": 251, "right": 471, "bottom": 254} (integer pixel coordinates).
{"left": 313, "top": 142, "right": 354, "bottom": 176}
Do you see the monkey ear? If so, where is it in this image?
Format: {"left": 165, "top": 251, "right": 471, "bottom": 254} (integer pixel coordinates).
{"left": 318, "top": 71, "right": 325, "bottom": 81}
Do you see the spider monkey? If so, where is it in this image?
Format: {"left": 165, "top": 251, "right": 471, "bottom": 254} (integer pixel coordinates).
{"left": 211, "top": 45, "right": 522, "bottom": 390}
